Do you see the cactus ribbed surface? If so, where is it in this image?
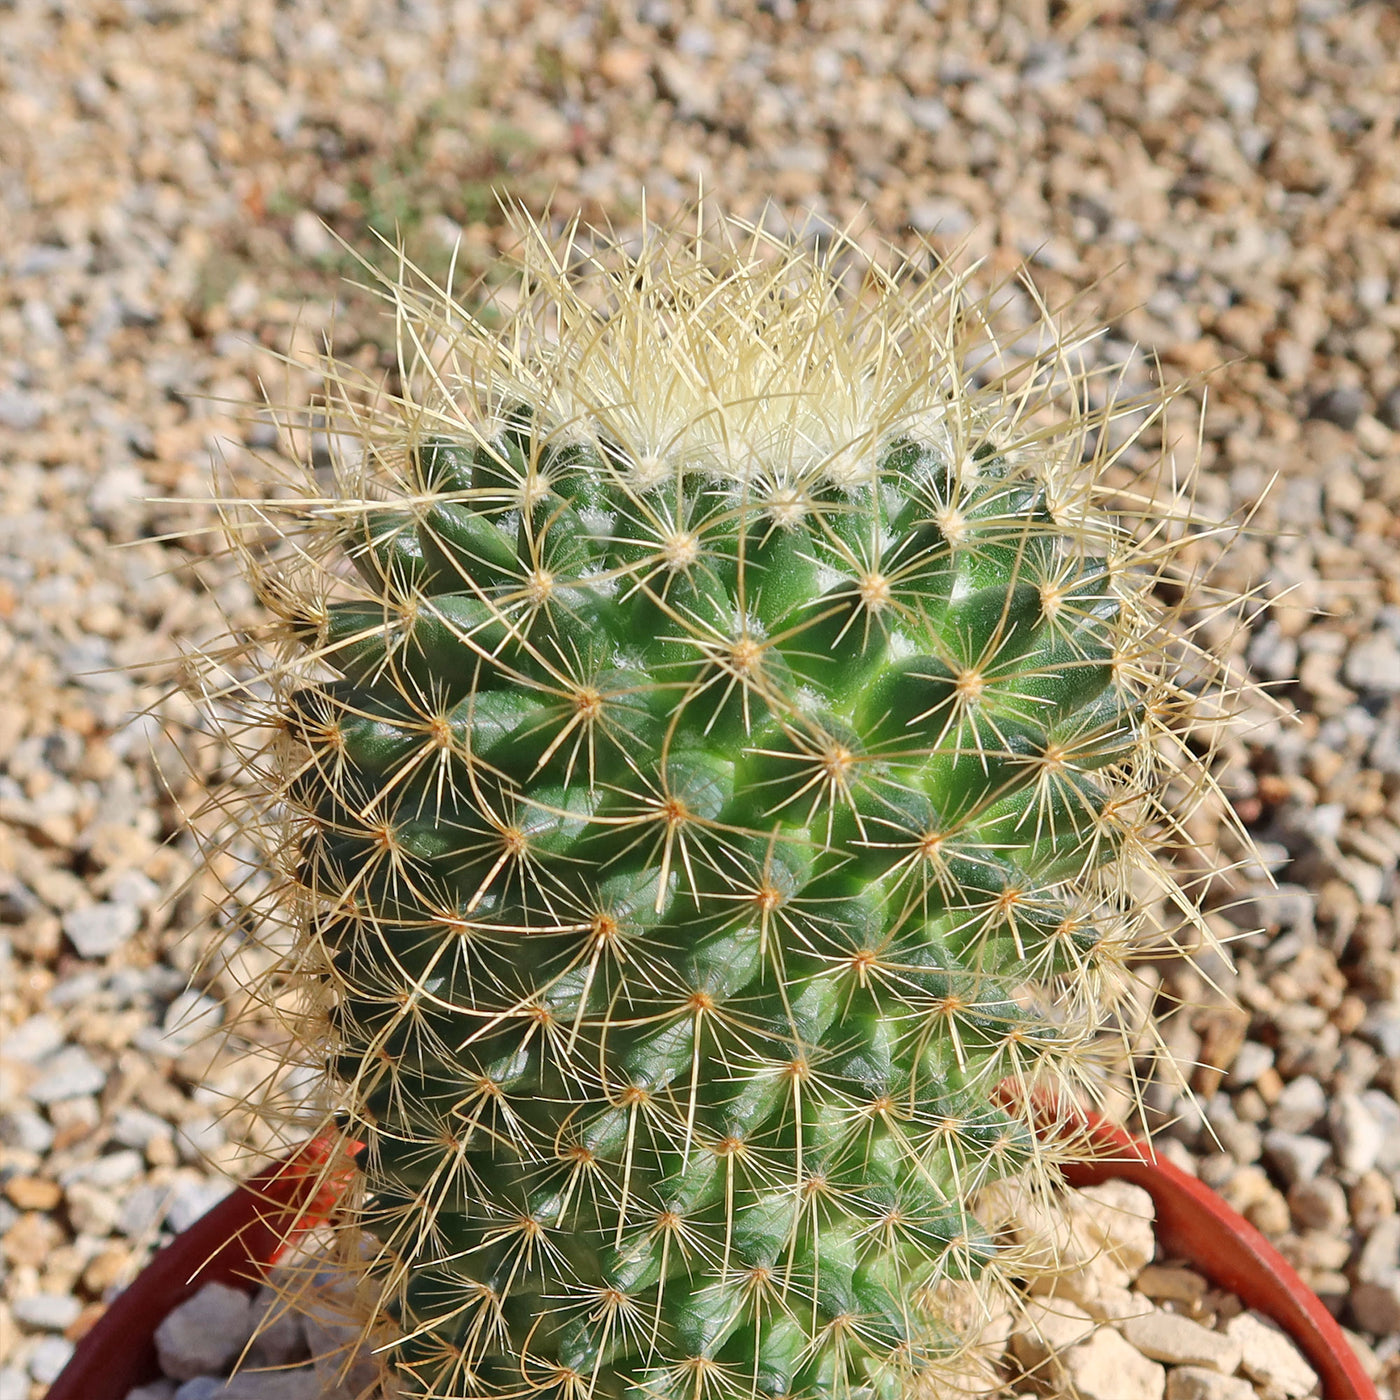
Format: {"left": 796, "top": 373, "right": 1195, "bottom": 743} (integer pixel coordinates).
{"left": 220, "top": 218, "right": 1217, "bottom": 1400}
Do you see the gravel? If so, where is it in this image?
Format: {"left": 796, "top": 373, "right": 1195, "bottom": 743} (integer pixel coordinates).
{"left": 2, "top": 1, "right": 1399, "bottom": 1397}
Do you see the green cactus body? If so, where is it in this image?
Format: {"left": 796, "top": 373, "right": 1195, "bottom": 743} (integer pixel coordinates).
{"left": 232, "top": 221, "right": 1207, "bottom": 1400}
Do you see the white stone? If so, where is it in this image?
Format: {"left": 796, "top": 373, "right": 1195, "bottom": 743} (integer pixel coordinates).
{"left": 1225, "top": 1311, "right": 1319, "bottom": 1398}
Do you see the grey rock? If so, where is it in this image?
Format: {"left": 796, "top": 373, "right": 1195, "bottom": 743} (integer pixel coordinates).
{"left": 1329, "top": 1091, "right": 1386, "bottom": 1177}
{"left": 165, "top": 1178, "right": 231, "bottom": 1234}
{"left": 1377, "top": 384, "right": 1400, "bottom": 430}
{"left": 3, "top": 1014, "right": 64, "bottom": 1063}
{"left": 1351, "top": 1276, "right": 1400, "bottom": 1335}
{"left": 1359, "top": 1089, "right": 1400, "bottom": 1173}
{"left": 59, "top": 1147, "right": 144, "bottom": 1189}
{"left": 173, "top": 1382, "right": 226, "bottom": 1400}
{"left": 0, "top": 1368, "right": 33, "bottom": 1400}
{"left": 124, "top": 1384, "right": 178, "bottom": 1400}
{"left": 13, "top": 1292, "right": 82, "bottom": 1331}
{"left": 155, "top": 1282, "right": 255, "bottom": 1381}
{"left": 118, "top": 1182, "right": 170, "bottom": 1238}
{"left": 135, "top": 990, "right": 224, "bottom": 1056}
{"left": 0, "top": 390, "right": 45, "bottom": 431}
{"left": 1261, "top": 1129, "right": 1330, "bottom": 1185}
{"left": 904, "top": 96, "right": 951, "bottom": 133}
{"left": 0, "top": 875, "right": 41, "bottom": 923}
{"left": 113, "top": 1105, "right": 174, "bottom": 1150}
{"left": 1246, "top": 620, "right": 1298, "bottom": 682}
{"left": 176, "top": 1114, "right": 226, "bottom": 1164}
{"left": 62, "top": 900, "right": 142, "bottom": 958}
{"left": 1360, "top": 1001, "right": 1400, "bottom": 1060}
{"left": 0, "top": 1108, "right": 55, "bottom": 1153}
{"left": 1308, "top": 385, "right": 1367, "bottom": 430}
{"left": 1287, "top": 1175, "right": 1349, "bottom": 1232}
{"left": 27, "top": 1336, "right": 76, "bottom": 1384}
{"left": 28, "top": 1044, "right": 106, "bottom": 1104}
{"left": 247, "top": 1290, "right": 308, "bottom": 1367}
{"left": 1228, "top": 1040, "right": 1274, "bottom": 1086}
{"left": 1270, "top": 1074, "right": 1325, "bottom": 1134}
{"left": 210, "top": 1369, "right": 333, "bottom": 1399}
{"left": 1356, "top": 1215, "right": 1400, "bottom": 1285}
{"left": 1345, "top": 631, "right": 1400, "bottom": 695}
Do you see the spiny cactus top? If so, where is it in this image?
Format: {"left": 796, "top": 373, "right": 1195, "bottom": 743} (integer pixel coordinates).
{"left": 221, "top": 216, "right": 1220, "bottom": 1400}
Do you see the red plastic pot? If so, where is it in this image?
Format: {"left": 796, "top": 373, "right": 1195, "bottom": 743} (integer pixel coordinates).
{"left": 47, "top": 1117, "right": 1376, "bottom": 1400}
{"left": 45, "top": 1136, "right": 359, "bottom": 1400}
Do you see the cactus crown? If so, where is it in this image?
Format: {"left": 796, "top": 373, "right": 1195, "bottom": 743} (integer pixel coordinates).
{"left": 205, "top": 211, "right": 1232, "bottom": 1400}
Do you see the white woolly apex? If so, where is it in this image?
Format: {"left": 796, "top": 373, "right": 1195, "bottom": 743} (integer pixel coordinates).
{"left": 408, "top": 207, "right": 1104, "bottom": 507}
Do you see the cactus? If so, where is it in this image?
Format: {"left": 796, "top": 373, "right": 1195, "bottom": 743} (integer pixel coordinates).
{"left": 209, "top": 214, "right": 1230, "bottom": 1400}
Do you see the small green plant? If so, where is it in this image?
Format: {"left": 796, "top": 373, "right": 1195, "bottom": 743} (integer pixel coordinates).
{"left": 206, "top": 210, "right": 1234, "bottom": 1400}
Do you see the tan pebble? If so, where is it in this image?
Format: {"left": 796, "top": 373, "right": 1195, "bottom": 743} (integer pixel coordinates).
{"left": 65, "top": 1300, "right": 105, "bottom": 1342}
{"left": 1286, "top": 1230, "right": 1351, "bottom": 1273}
{"left": 1165, "top": 1365, "right": 1259, "bottom": 1400}
{"left": 2, "top": 1212, "right": 65, "bottom": 1267}
{"left": 597, "top": 44, "right": 652, "bottom": 87}
{"left": 4, "top": 1174, "right": 62, "bottom": 1211}
{"left": 1287, "top": 1176, "right": 1348, "bottom": 1233}
{"left": 1065, "top": 1325, "right": 1165, "bottom": 1400}
{"left": 1009, "top": 1297, "right": 1096, "bottom": 1373}
{"left": 1135, "top": 1264, "right": 1208, "bottom": 1305}
{"left": 1243, "top": 1187, "right": 1291, "bottom": 1236}
{"left": 1120, "top": 1308, "right": 1243, "bottom": 1373}
{"left": 1219, "top": 1165, "right": 1273, "bottom": 1212}
{"left": 82, "top": 1245, "right": 134, "bottom": 1294}
{"left": 1226, "top": 1311, "right": 1319, "bottom": 1398}
{"left": 1350, "top": 1170, "right": 1395, "bottom": 1233}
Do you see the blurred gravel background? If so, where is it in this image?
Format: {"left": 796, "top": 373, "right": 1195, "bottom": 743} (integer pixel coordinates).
{"left": 2, "top": 1, "right": 1399, "bottom": 1396}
